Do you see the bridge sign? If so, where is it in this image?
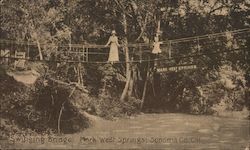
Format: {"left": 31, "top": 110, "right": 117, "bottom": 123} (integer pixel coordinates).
{"left": 157, "top": 64, "right": 197, "bottom": 73}
{"left": 14, "top": 51, "right": 26, "bottom": 69}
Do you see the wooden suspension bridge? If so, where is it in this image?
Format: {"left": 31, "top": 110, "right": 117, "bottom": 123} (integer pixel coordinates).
{"left": 0, "top": 28, "right": 249, "bottom": 70}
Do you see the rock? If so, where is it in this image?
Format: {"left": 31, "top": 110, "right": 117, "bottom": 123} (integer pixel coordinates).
{"left": 6, "top": 70, "right": 40, "bottom": 85}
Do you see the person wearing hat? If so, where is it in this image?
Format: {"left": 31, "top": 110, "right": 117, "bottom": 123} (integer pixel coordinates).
{"left": 105, "top": 30, "right": 120, "bottom": 64}
{"left": 152, "top": 33, "right": 163, "bottom": 69}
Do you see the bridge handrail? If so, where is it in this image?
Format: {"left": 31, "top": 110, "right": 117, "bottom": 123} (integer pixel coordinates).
{"left": 0, "top": 27, "right": 249, "bottom": 49}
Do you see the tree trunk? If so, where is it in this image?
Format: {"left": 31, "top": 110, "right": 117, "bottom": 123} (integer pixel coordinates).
{"left": 36, "top": 40, "right": 43, "bottom": 60}
{"left": 157, "top": 20, "right": 161, "bottom": 33}
{"left": 128, "top": 66, "right": 135, "bottom": 97}
{"left": 120, "top": 14, "right": 132, "bottom": 101}
{"left": 120, "top": 43, "right": 131, "bottom": 101}
{"left": 57, "top": 101, "right": 65, "bottom": 134}
{"left": 141, "top": 62, "right": 150, "bottom": 109}
{"left": 152, "top": 74, "right": 156, "bottom": 97}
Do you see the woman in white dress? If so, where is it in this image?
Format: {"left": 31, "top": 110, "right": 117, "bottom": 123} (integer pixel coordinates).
{"left": 152, "top": 35, "right": 163, "bottom": 54}
{"left": 105, "top": 30, "right": 120, "bottom": 64}
{"left": 152, "top": 34, "right": 162, "bottom": 69}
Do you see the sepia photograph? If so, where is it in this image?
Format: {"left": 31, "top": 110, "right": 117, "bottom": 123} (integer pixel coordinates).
{"left": 0, "top": 0, "right": 249, "bottom": 149}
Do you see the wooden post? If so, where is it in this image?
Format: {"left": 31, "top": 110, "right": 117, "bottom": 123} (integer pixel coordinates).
{"left": 27, "top": 40, "right": 30, "bottom": 59}
{"left": 169, "top": 41, "right": 172, "bottom": 58}
{"left": 10, "top": 42, "right": 13, "bottom": 65}
{"left": 86, "top": 48, "right": 88, "bottom": 62}
{"left": 82, "top": 46, "right": 84, "bottom": 62}
{"left": 68, "top": 33, "right": 72, "bottom": 56}
{"left": 197, "top": 37, "right": 200, "bottom": 53}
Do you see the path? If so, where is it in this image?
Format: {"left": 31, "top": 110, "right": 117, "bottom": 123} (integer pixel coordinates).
{"left": 4, "top": 113, "right": 250, "bottom": 149}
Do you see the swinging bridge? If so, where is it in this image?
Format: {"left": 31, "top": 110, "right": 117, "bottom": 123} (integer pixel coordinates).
{"left": 0, "top": 28, "right": 249, "bottom": 71}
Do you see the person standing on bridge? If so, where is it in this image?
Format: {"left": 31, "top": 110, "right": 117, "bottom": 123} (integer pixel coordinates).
{"left": 152, "top": 33, "right": 163, "bottom": 54}
{"left": 152, "top": 33, "right": 163, "bottom": 69}
{"left": 105, "top": 30, "right": 120, "bottom": 64}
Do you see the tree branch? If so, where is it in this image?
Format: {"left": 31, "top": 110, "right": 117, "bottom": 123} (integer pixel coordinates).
{"left": 135, "top": 13, "right": 149, "bottom": 41}
{"left": 208, "top": 2, "right": 232, "bottom": 16}
{"left": 114, "top": 0, "right": 132, "bottom": 17}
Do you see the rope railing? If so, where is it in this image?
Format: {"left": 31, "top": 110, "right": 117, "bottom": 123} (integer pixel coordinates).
{"left": 0, "top": 28, "right": 249, "bottom": 66}
{"left": 0, "top": 47, "right": 247, "bottom": 64}
{"left": 0, "top": 28, "right": 249, "bottom": 49}
{"left": 164, "top": 28, "right": 250, "bottom": 44}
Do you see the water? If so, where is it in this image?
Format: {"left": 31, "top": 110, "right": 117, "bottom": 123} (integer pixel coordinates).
{"left": 5, "top": 113, "right": 250, "bottom": 149}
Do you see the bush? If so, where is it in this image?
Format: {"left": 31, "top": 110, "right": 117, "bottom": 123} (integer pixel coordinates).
{"left": 147, "top": 64, "right": 249, "bottom": 116}
{"left": 196, "top": 65, "right": 248, "bottom": 115}
{"left": 32, "top": 77, "right": 90, "bottom": 134}
{"left": 0, "top": 66, "right": 39, "bottom": 139}
{"left": 92, "top": 92, "right": 141, "bottom": 119}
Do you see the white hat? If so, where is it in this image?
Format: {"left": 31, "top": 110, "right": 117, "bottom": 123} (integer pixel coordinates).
{"left": 111, "top": 30, "right": 116, "bottom": 34}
